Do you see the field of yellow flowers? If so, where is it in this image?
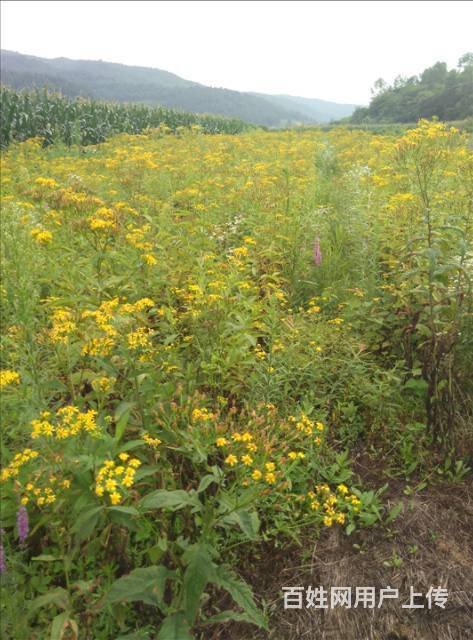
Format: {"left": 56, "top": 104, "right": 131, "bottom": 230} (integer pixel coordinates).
{"left": 1, "top": 121, "right": 472, "bottom": 639}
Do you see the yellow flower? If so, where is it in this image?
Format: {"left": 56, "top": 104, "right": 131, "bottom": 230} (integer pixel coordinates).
{"left": 105, "top": 479, "right": 117, "bottom": 492}
{"left": 251, "top": 469, "right": 262, "bottom": 481}
{"left": 110, "top": 492, "right": 121, "bottom": 505}
{"left": 265, "top": 472, "right": 276, "bottom": 484}
{"left": 215, "top": 437, "right": 228, "bottom": 447}
{"left": 225, "top": 454, "right": 238, "bottom": 466}
{"left": 241, "top": 454, "right": 253, "bottom": 466}
{"left": 265, "top": 462, "right": 275, "bottom": 472}
{"left": 323, "top": 516, "right": 333, "bottom": 527}
{"left": 118, "top": 453, "right": 130, "bottom": 461}
{"left": 142, "top": 253, "right": 157, "bottom": 266}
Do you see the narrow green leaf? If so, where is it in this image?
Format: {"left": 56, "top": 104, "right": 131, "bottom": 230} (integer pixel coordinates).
{"left": 203, "top": 610, "right": 255, "bottom": 625}
{"left": 50, "top": 612, "right": 69, "bottom": 640}
{"left": 140, "top": 490, "right": 201, "bottom": 512}
{"left": 182, "top": 543, "right": 216, "bottom": 624}
{"left": 114, "top": 402, "right": 135, "bottom": 442}
{"left": 157, "top": 612, "right": 194, "bottom": 640}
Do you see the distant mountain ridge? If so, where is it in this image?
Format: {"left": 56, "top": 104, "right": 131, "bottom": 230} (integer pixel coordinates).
{"left": 0, "top": 50, "right": 358, "bottom": 127}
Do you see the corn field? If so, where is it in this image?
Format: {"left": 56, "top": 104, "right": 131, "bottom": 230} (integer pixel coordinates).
{"left": 0, "top": 87, "right": 254, "bottom": 148}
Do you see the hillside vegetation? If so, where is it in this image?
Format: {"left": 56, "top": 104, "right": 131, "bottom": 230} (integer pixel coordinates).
{"left": 351, "top": 54, "right": 473, "bottom": 123}
{"left": 1, "top": 50, "right": 357, "bottom": 126}
{"left": 1, "top": 121, "right": 472, "bottom": 639}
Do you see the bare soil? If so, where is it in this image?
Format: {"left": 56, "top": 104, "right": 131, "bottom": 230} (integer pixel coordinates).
{"left": 209, "top": 472, "right": 473, "bottom": 640}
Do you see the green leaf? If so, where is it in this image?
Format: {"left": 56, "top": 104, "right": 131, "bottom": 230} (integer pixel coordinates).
{"left": 140, "top": 490, "right": 201, "bottom": 512}
{"left": 221, "top": 509, "right": 260, "bottom": 540}
{"left": 415, "top": 323, "right": 432, "bottom": 337}
{"left": 107, "top": 566, "right": 169, "bottom": 610}
{"left": 32, "top": 555, "right": 62, "bottom": 562}
{"left": 71, "top": 506, "right": 104, "bottom": 542}
{"left": 29, "top": 588, "right": 70, "bottom": 616}
{"left": 107, "top": 506, "right": 140, "bottom": 516}
{"left": 404, "top": 378, "right": 428, "bottom": 393}
{"left": 50, "top": 612, "right": 69, "bottom": 640}
{"left": 386, "top": 502, "right": 403, "bottom": 523}
{"left": 346, "top": 523, "right": 356, "bottom": 536}
{"left": 182, "top": 543, "right": 216, "bottom": 624}
{"left": 197, "top": 474, "right": 217, "bottom": 493}
{"left": 215, "top": 566, "right": 267, "bottom": 629}
{"left": 203, "top": 610, "right": 255, "bottom": 625}
{"left": 157, "top": 612, "right": 194, "bottom": 640}
{"left": 114, "top": 401, "right": 135, "bottom": 442}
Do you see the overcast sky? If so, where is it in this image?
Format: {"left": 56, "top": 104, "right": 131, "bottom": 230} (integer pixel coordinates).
{"left": 1, "top": 1, "right": 472, "bottom": 104}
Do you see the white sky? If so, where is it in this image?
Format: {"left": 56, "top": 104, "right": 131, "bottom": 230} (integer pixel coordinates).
{"left": 1, "top": 1, "right": 472, "bottom": 104}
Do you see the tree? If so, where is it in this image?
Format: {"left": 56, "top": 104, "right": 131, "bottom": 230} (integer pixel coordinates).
{"left": 458, "top": 52, "right": 473, "bottom": 69}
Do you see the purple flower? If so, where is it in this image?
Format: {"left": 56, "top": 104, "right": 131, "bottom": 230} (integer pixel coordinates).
{"left": 17, "top": 505, "right": 29, "bottom": 544}
{"left": 313, "top": 237, "right": 322, "bottom": 266}
{"left": 0, "top": 530, "right": 6, "bottom": 575}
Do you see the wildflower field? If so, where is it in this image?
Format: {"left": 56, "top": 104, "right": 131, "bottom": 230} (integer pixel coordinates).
{"left": 1, "top": 120, "right": 472, "bottom": 639}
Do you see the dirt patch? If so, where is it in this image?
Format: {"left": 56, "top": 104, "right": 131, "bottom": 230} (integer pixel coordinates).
{"left": 209, "top": 477, "right": 473, "bottom": 640}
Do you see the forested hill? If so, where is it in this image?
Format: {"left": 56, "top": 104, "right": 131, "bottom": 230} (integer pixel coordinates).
{"left": 350, "top": 54, "right": 473, "bottom": 123}
{"left": 0, "top": 50, "right": 357, "bottom": 127}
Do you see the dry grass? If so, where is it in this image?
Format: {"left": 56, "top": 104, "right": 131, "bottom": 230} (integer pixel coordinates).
{"left": 210, "top": 476, "right": 473, "bottom": 640}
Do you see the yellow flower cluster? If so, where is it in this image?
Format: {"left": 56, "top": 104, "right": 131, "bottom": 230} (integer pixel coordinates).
{"left": 31, "top": 228, "right": 53, "bottom": 244}
{"left": 0, "top": 369, "right": 20, "bottom": 388}
{"left": 95, "top": 454, "right": 142, "bottom": 504}
{"left": 88, "top": 207, "right": 117, "bottom": 231}
{"left": 20, "top": 476, "right": 70, "bottom": 507}
{"left": 82, "top": 337, "right": 115, "bottom": 356}
{"left": 143, "top": 432, "right": 162, "bottom": 448}
{"left": 192, "top": 407, "right": 214, "bottom": 422}
{"left": 305, "top": 483, "right": 360, "bottom": 527}
{"left": 31, "top": 406, "right": 99, "bottom": 439}
{"left": 92, "top": 376, "right": 116, "bottom": 392}
{"left": 49, "top": 308, "right": 76, "bottom": 343}
{"left": 127, "top": 327, "right": 154, "bottom": 351}
{"left": 306, "top": 297, "right": 321, "bottom": 314}
{"left": 35, "top": 177, "right": 58, "bottom": 189}
{"left": 81, "top": 297, "right": 155, "bottom": 356}
{"left": 126, "top": 224, "right": 157, "bottom": 265}
{"left": 289, "top": 414, "right": 324, "bottom": 441}
{"left": 218, "top": 431, "right": 280, "bottom": 484}
{"left": 1, "top": 448, "right": 39, "bottom": 482}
